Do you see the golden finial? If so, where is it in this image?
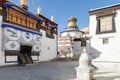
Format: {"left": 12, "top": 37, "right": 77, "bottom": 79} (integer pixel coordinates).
{"left": 37, "top": 7, "right": 41, "bottom": 14}
{"left": 0, "top": 7, "right": 2, "bottom": 10}
{"left": 20, "top": 0, "right": 27, "bottom": 5}
{"left": 51, "top": 15, "right": 54, "bottom": 22}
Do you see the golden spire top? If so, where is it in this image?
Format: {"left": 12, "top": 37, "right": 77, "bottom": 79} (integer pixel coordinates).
{"left": 51, "top": 15, "right": 54, "bottom": 22}
{"left": 37, "top": 7, "right": 41, "bottom": 14}
{"left": 20, "top": 0, "right": 27, "bottom": 5}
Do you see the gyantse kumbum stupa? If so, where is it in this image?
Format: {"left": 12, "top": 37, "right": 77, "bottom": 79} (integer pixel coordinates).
{"left": 58, "top": 16, "right": 88, "bottom": 59}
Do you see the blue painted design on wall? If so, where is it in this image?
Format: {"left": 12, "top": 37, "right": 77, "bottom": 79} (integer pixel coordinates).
{"left": 2, "top": 24, "right": 42, "bottom": 36}
{"left": 36, "top": 37, "right": 41, "bottom": 42}
{"left": 25, "top": 32, "right": 30, "bottom": 39}
{"left": 7, "top": 28, "right": 18, "bottom": 37}
{"left": 36, "top": 46, "right": 39, "bottom": 50}
{"left": 10, "top": 42, "right": 16, "bottom": 48}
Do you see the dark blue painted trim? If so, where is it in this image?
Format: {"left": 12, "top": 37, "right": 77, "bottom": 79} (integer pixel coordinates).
{"left": 45, "top": 23, "right": 49, "bottom": 26}
{"left": 2, "top": 3, "right": 14, "bottom": 7}
{"left": 2, "top": 24, "right": 42, "bottom": 36}
{"left": 45, "top": 23, "right": 55, "bottom": 29}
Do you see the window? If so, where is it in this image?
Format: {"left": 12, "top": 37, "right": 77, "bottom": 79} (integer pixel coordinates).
{"left": 30, "top": 22, "right": 33, "bottom": 27}
{"left": 100, "top": 16, "right": 112, "bottom": 32}
{"left": 17, "top": 17, "right": 21, "bottom": 24}
{"left": 81, "top": 41, "right": 86, "bottom": 47}
{"left": 103, "top": 38, "right": 109, "bottom": 44}
{"left": 16, "top": 16, "right": 18, "bottom": 22}
{"left": 27, "top": 21, "right": 30, "bottom": 27}
{"left": 13, "top": 16, "right": 16, "bottom": 21}
{"left": 22, "top": 19, "right": 26, "bottom": 25}
{"left": 36, "top": 22, "right": 41, "bottom": 32}
{"left": 96, "top": 14, "right": 116, "bottom": 34}
{"left": 46, "top": 26, "right": 54, "bottom": 38}
{"left": 32, "top": 22, "right": 34, "bottom": 28}
{"left": 9, "top": 14, "right": 13, "bottom": 21}
{"left": 20, "top": 18, "right": 22, "bottom": 24}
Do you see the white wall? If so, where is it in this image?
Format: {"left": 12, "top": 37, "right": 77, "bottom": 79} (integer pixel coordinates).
{"left": 73, "top": 40, "right": 89, "bottom": 59}
{"left": 0, "top": 16, "right": 2, "bottom": 65}
{"left": 89, "top": 10, "right": 120, "bottom": 62}
{"left": 39, "top": 29, "right": 57, "bottom": 62}
{"left": 73, "top": 41, "right": 83, "bottom": 59}
{"left": 0, "top": 22, "right": 57, "bottom": 65}
{"left": 61, "top": 31, "right": 82, "bottom": 37}
{"left": 0, "top": 16, "right": 5, "bottom": 66}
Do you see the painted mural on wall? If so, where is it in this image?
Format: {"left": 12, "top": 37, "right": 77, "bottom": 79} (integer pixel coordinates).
{"left": 3, "top": 27, "right": 41, "bottom": 52}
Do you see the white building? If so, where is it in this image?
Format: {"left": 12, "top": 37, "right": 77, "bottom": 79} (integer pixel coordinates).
{"left": 0, "top": 0, "right": 58, "bottom": 66}
{"left": 89, "top": 3, "right": 120, "bottom": 69}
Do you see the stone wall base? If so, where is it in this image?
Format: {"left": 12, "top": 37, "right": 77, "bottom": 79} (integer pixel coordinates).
{"left": 75, "top": 66, "right": 93, "bottom": 80}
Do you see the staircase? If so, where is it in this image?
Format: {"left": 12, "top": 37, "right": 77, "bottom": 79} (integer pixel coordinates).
{"left": 18, "top": 53, "right": 33, "bottom": 64}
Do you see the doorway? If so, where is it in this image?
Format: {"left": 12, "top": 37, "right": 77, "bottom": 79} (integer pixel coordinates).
{"left": 18, "top": 44, "right": 33, "bottom": 64}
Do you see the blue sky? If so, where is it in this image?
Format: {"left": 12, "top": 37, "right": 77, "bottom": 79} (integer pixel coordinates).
{"left": 9, "top": 0, "right": 120, "bottom": 33}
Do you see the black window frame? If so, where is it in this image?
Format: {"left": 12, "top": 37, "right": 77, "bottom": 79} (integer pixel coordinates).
{"left": 96, "top": 14, "right": 116, "bottom": 34}
{"left": 46, "top": 26, "right": 54, "bottom": 38}
{"left": 81, "top": 40, "right": 86, "bottom": 47}
{"left": 103, "top": 38, "right": 109, "bottom": 44}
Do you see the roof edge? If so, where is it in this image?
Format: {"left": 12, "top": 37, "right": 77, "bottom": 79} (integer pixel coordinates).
{"left": 89, "top": 3, "right": 120, "bottom": 14}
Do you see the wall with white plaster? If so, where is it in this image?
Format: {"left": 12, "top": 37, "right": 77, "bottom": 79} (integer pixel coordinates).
{"left": 61, "top": 31, "right": 82, "bottom": 37}
{"left": 73, "top": 40, "right": 89, "bottom": 59}
{"left": 0, "top": 16, "right": 4, "bottom": 66}
{"left": 0, "top": 22, "right": 57, "bottom": 66}
{"left": 39, "top": 29, "right": 57, "bottom": 62}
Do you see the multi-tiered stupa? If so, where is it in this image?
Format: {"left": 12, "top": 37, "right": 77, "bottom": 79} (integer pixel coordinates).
{"left": 61, "top": 16, "right": 82, "bottom": 37}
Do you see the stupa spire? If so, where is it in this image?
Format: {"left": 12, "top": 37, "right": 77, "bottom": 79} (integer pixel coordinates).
{"left": 20, "top": 0, "right": 27, "bottom": 6}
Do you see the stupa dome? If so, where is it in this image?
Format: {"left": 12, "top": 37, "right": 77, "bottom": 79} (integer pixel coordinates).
{"left": 66, "top": 16, "right": 79, "bottom": 31}
{"left": 68, "top": 16, "right": 77, "bottom": 21}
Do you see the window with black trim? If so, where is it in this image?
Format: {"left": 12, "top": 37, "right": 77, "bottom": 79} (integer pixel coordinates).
{"left": 96, "top": 14, "right": 116, "bottom": 34}
{"left": 46, "top": 26, "right": 54, "bottom": 38}
{"left": 81, "top": 41, "right": 86, "bottom": 47}
{"left": 103, "top": 38, "right": 109, "bottom": 44}
{"left": 36, "top": 22, "right": 41, "bottom": 32}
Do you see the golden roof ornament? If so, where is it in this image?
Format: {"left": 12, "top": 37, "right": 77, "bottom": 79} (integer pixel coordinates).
{"left": 51, "top": 15, "right": 54, "bottom": 22}
{"left": 0, "top": 7, "right": 2, "bottom": 10}
{"left": 37, "top": 7, "right": 41, "bottom": 14}
{"left": 20, "top": 0, "right": 27, "bottom": 5}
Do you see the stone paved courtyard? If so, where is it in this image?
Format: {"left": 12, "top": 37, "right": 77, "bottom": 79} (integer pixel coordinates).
{"left": 0, "top": 61, "right": 78, "bottom": 80}
{"left": 0, "top": 60, "right": 120, "bottom": 80}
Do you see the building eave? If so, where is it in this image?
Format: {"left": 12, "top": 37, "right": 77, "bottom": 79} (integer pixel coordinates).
{"left": 37, "top": 14, "right": 58, "bottom": 27}
{"left": 89, "top": 3, "right": 120, "bottom": 15}
{"left": 2, "top": 1, "right": 58, "bottom": 28}
{"left": 3, "top": 1, "right": 43, "bottom": 22}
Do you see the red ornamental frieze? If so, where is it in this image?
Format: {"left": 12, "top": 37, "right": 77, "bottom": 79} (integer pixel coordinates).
{"left": 96, "top": 10, "right": 116, "bottom": 17}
